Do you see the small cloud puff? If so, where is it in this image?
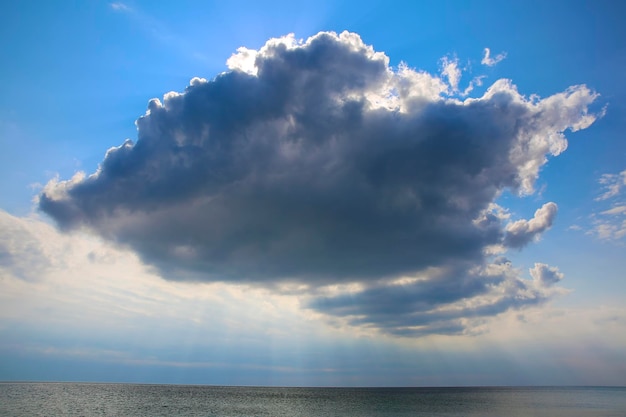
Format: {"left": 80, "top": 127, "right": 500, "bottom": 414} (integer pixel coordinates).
{"left": 504, "top": 202, "right": 558, "bottom": 249}
{"left": 596, "top": 170, "right": 626, "bottom": 201}
{"left": 481, "top": 48, "right": 507, "bottom": 66}
{"left": 530, "top": 263, "right": 564, "bottom": 286}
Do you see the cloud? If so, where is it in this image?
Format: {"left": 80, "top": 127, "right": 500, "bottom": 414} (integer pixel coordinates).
{"left": 2, "top": 214, "right": 625, "bottom": 385}
{"left": 481, "top": 48, "right": 507, "bottom": 67}
{"left": 596, "top": 170, "right": 626, "bottom": 201}
{"left": 440, "top": 56, "right": 462, "bottom": 92}
{"left": 504, "top": 202, "right": 558, "bottom": 248}
{"left": 38, "top": 31, "right": 601, "bottom": 335}
{"left": 109, "top": 2, "right": 209, "bottom": 64}
{"left": 110, "top": 2, "right": 131, "bottom": 12}
{"left": 530, "top": 263, "right": 564, "bottom": 287}
{"left": 588, "top": 169, "right": 626, "bottom": 241}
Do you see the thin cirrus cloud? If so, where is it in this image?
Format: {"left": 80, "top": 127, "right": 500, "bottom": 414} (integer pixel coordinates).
{"left": 109, "top": 1, "right": 210, "bottom": 64}
{"left": 588, "top": 169, "right": 626, "bottom": 241}
{"left": 38, "top": 31, "right": 601, "bottom": 336}
{"left": 110, "top": 2, "right": 131, "bottom": 12}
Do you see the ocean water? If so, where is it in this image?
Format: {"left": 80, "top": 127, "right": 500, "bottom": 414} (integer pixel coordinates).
{"left": 0, "top": 383, "right": 625, "bottom": 417}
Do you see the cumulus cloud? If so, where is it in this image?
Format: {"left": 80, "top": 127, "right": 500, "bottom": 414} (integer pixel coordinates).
{"left": 38, "top": 31, "right": 601, "bottom": 336}
{"left": 530, "top": 263, "right": 564, "bottom": 287}
{"left": 308, "top": 259, "right": 566, "bottom": 337}
{"left": 481, "top": 48, "right": 507, "bottom": 67}
{"left": 504, "top": 202, "right": 558, "bottom": 248}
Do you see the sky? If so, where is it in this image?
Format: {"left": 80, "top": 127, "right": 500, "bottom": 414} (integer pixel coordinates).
{"left": 1, "top": 0, "right": 625, "bottom": 386}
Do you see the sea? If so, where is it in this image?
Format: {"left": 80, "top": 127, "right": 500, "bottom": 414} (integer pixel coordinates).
{"left": 0, "top": 383, "right": 625, "bottom": 417}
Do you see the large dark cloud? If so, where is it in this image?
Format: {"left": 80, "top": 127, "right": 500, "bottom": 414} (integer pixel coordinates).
{"left": 39, "top": 31, "right": 599, "bottom": 336}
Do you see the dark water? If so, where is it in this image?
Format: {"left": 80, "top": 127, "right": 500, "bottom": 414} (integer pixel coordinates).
{"left": 0, "top": 383, "right": 625, "bottom": 416}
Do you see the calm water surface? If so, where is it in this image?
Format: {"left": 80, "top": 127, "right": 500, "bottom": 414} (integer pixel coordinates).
{"left": 0, "top": 383, "right": 625, "bottom": 416}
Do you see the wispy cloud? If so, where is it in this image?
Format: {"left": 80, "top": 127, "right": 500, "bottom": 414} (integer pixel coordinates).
{"left": 596, "top": 170, "right": 626, "bottom": 201}
{"left": 0, "top": 209, "right": 326, "bottom": 353}
{"left": 438, "top": 56, "right": 484, "bottom": 96}
{"left": 481, "top": 47, "right": 507, "bottom": 67}
{"left": 586, "top": 170, "right": 626, "bottom": 241}
{"left": 110, "top": 2, "right": 131, "bottom": 12}
{"left": 440, "top": 55, "right": 462, "bottom": 92}
{"left": 108, "top": 2, "right": 209, "bottom": 64}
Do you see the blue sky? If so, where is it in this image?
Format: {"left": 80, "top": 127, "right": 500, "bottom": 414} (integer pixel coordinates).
{"left": 1, "top": 0, "right": 625, "bottom": 386}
